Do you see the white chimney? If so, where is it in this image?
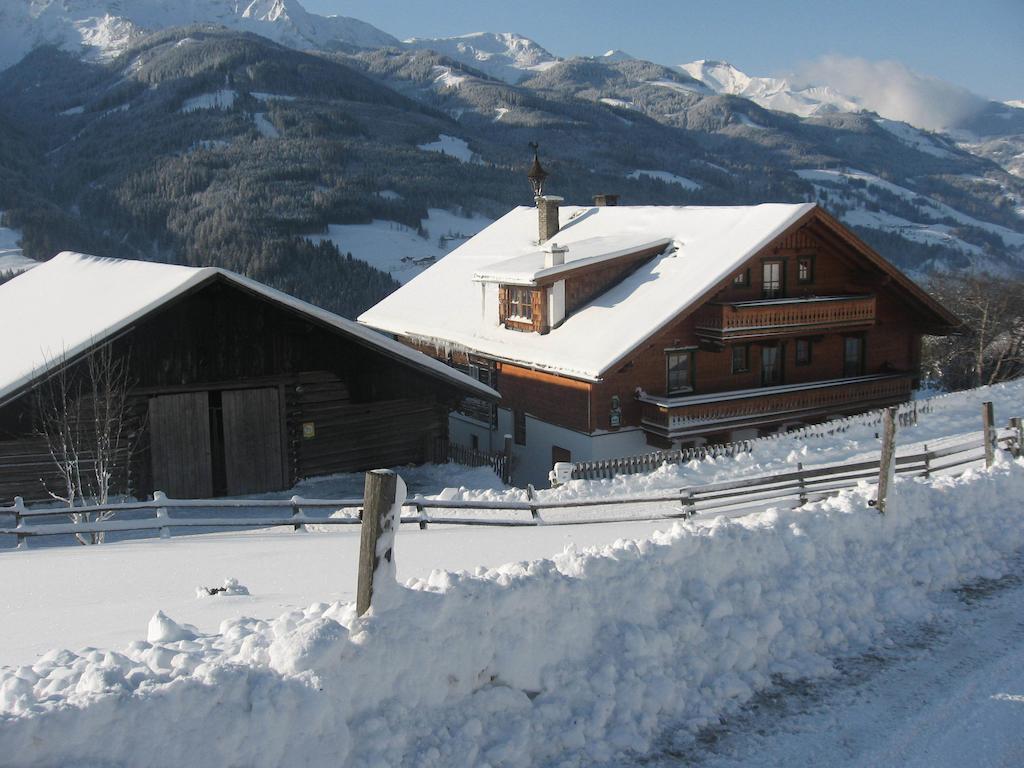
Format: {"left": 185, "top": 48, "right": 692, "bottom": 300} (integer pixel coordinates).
{"left": 543, "top": 242, "right": 568, "bottom": 269}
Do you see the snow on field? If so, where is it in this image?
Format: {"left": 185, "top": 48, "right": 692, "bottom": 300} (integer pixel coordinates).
{"left": 417, "top": 134, "right": 480, "bottom": 163}
{"left": 252, "top": 112, "right": 279, "bottom": 138}
{"left": 251, "top": 92, "right": 296, "bottom": 102}
{"left": 0, "top": 216, "right": 35, "bottom": 274}
{"left": 873, "top": 118, "right": 955, "bottom": 158}
{"left": 179, "top": 89, "right": 237, "bottom": 113}
{"left": 600, "top": 97, "right": 637, "bottom": 110}
{"left": 307, "top": 208, "right": 493, "bottom": 283}
{"left": 3, "top": 456, "right": 1024, "bottom": 766}
{"left": 628, "top": 169, "right": 702, "bottom": 190}
{"left": 797, "top": 167, "right": 1024, "bottom": 251}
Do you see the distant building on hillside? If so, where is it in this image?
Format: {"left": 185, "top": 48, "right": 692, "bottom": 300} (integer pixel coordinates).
{"left": 359, "top": 164, "right": 958, "bottom": 486}
{"left": 0, "top": 253, "right": 496, "bottom": 502}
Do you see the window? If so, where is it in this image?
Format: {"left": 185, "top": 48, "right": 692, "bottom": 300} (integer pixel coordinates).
{"left": 552, "top": 446, "right": 572, "bottom": 465}
{"left": 732, "top": 268, "right": 750, "bottom": 287}
{"left": 762, "top": 260, "right": 784, "bottom": 299}
{"left": 731, "top": 344, "right": 749, "bottom": 374}
{"left": 514, "top": 409, "right": 526, "bottom": 445}
{"left": 795, "top": 338, "right": 811, "bottom": 366}
{"left": 666, "top": 349, "right": 693, "bottom": 394}
{"left": 797, "top": 256, "right": 814, "bottom": 284}
{"left": 843, "top": 336, "right": 864, "bottom": 377}
{"left": 507, "top": 286, "right": 533, "bottom": 320}
{"left": 761, "top": 344, "right": 782, "bottom": 386}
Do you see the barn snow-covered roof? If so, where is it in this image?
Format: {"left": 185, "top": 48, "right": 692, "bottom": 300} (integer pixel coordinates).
{"left": 0, "top": 252, "right": 498, "bottom": 406}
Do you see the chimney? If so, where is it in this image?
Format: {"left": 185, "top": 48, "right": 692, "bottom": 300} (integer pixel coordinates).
{"left": 543, "top": 241, "right": 568, "bottom": 268}
{"left": 537, "top": 195, "right": 563, "bottom": 243}
{"left": 543, "top": 242, "right": 568, "bottom": 332}
{"left": 592, "top": 194, "right": 620, "bottom": 207}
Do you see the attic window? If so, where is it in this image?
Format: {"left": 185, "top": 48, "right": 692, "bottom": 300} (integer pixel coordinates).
{"left": 507, "top": 286, "right": 533, "bottom": 321}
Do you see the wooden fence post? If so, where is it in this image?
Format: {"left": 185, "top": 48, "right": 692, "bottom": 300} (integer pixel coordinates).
{"left": 875, "top": 406, "right": 897, "bottom": 515}
{"left": 526, "top": 484, "right": 540, "bottom": 521}
{"left": 414, "top": 495, "right": 428, "bottom": 530}
{"left": 982, "top": 401, "right": 996, "bottom": 468}
{"left": 153, "top": 491, "right": 171, "bottom": 539}
{"left": 356, "top": 470, "right": 398, "bottom": 617}
{"left": 503, "top": 434, "right": 513, "bottom": 485}
{"left": 923, "top": 444, "right": 931, "bottom": 479}
{"left": 290, "top": 495, "right": 305, "bottom": 532}
{"left": 796, "top": 463, "right": 808, "bottom": 507}
{"left": 13, "top": 496, "right": 27, "bottom": 550}
{"left": 681, "top": 488, "right": 695, "bottom": 518}
{"left": 1010, "top": 417, "right": 1024, "bottom": 459}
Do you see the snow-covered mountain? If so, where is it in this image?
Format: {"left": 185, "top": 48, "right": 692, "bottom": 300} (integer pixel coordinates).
{"left": 403, "top": 32, "right": 559, "bottom": 84}
{"left": 680, "top": 59, "right": 862, "bottom": 118}
{"left": 0, "top": 0, "right": 398, "bottom": 70}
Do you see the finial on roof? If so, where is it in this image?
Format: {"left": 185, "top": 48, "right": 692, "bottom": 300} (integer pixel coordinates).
{"left": 527, "top": 141, "right": 548, "bottom": 198}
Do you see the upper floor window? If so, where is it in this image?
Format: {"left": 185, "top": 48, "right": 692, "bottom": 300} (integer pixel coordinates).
{"left": 507, "top": 287, "right": 533, "bottom": 320}
{"left": 731, "top": 344, "right": 749, "bottom": 374}
{"left": 732, "top": 268, "right": 750, "bottom": 287}
{"left": 795, "top": 338, "right": 812, "bottom": 366}
{"left": 762, "top": 260, "right": 784, "bottom": 299}
{"left": 843, "top": 336, "right": 864, "bottom": 377}
{"left": 797, "top": 256, "right": 814, "bottom": 284}
{"left": 761, "top": 344, "right": 783, "bottom": 386}
{"left": 666, "top": 349, "right": 694, "bottom": 395}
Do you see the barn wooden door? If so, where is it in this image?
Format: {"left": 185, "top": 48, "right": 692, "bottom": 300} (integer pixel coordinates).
{"left": 148, "top": 392, "right": 213, "bottom": 498}
{"left": 222, "top": 388, "right": 284, "bottom": 495}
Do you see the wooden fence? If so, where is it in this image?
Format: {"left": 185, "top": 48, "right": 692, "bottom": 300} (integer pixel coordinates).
{"left": 3, "top": 412, "right": 1019, "bottom": 549}
{"left": 569, "top": 397, "right": 930, "bottom": 481}
{"left": 430, "top": 436, "right": 511, "bottom": 484}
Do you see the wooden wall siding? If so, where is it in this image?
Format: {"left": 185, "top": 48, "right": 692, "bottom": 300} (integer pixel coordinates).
{"left": 498, "top": 286, "right": 545, "bottom": 333}
{"left": 715, "top": 225, "right": 874, "bottom": 304}
{"left": 497, "top": 364, "right": 592, "bottom": 433}
{"left": 562, "top": 251, "right": 657, "bottom": 316}
{"left": 222, "top": 387, "right": 284, "bottom": 495}
{"left": 295, "top": 399, "right": 445, "bottom": 478}
{"left": 148, "top": 392, "right": 213, "bottom": 499}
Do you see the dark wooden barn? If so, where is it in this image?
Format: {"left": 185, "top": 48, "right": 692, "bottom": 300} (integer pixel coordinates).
{"left": 0, "top": 252, "right": 497, "bottom": 502}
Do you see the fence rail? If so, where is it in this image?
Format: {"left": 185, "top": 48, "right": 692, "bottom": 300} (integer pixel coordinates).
{"left": 2, "top": 418, "right": 1018, "bottom": 547}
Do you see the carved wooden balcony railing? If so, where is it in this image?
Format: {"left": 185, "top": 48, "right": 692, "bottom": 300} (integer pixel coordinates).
{"left": 639, "top": 373, "right": 913, "bottom": 440}
{"left": 694, "top": 295, "right": 876, "bottom": 341}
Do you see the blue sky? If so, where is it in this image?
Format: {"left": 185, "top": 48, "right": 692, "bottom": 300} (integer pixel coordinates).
{"left": 309, "top": 0, "right": 1023, "bottom": 101}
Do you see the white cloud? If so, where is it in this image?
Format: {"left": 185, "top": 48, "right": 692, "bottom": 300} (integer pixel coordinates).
{"left": 794, "top": 55, "right": 987, "bottom": 131}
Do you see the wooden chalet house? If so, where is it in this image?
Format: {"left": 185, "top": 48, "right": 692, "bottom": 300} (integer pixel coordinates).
{"left": 359, "top": 175, "right": 958, "bottom": 486}
{"left": 0, "top": 252, "right": 496, "bottom": 503}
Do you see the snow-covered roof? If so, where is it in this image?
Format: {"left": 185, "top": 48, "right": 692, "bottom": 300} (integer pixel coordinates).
{"left": 0, "top": 252, "right": 498, "bottom": 406}
{"left": 359, "top": 203, "right": 817, "bottom": 381}
{"left": 472, "top": 235, "right": 673, "bottom": 286}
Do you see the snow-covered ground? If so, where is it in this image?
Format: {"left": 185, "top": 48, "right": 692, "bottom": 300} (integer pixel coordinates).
{"left": 417, "top": 133, "right": 480, "bottom": 163}
{"left": 307, "top": 208, "right": 493, "bottom": 283}
{"left": 628, "top": 169, "right": 702, "bottom": 190}
{"left": 2, "top": 381, "right": 1024, "bottom": 766}
{"left": 179, "top": 89, "right": 237, "bottom": 113}
{"left": 0, "top": 216, "right": 35, "bottom": 274}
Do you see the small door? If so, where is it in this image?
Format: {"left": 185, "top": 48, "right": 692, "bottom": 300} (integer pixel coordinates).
{"left": 222, "top": 388, "right": 284, "bottom": 495}
{"left": 149, "top": 392, "right": 213, "bottom": 498}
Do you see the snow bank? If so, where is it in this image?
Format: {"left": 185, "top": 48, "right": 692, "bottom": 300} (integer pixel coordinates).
{"left": 3, "top": 461, "right": 1024, "bottom": 766}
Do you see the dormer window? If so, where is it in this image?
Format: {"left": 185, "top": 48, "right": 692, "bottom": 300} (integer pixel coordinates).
{"left": 507, "top": 286, "right": 533, "bottom": 320}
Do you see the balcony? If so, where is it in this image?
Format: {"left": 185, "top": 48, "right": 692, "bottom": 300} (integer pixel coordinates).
{"left": 639, "top": 373, "right": 913, "bottom": 440}
{"left": 694, "top": 295, "right": 876, "bottom": 341}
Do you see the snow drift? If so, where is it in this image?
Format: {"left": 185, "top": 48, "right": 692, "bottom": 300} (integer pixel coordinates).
{"left": 2, "top": 460, "right": 1024, "bottom": 766}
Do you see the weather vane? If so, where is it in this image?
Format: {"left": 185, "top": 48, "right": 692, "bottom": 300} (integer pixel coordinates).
{"left": 527, "top": 141, "right": 548, "bottom": 198}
